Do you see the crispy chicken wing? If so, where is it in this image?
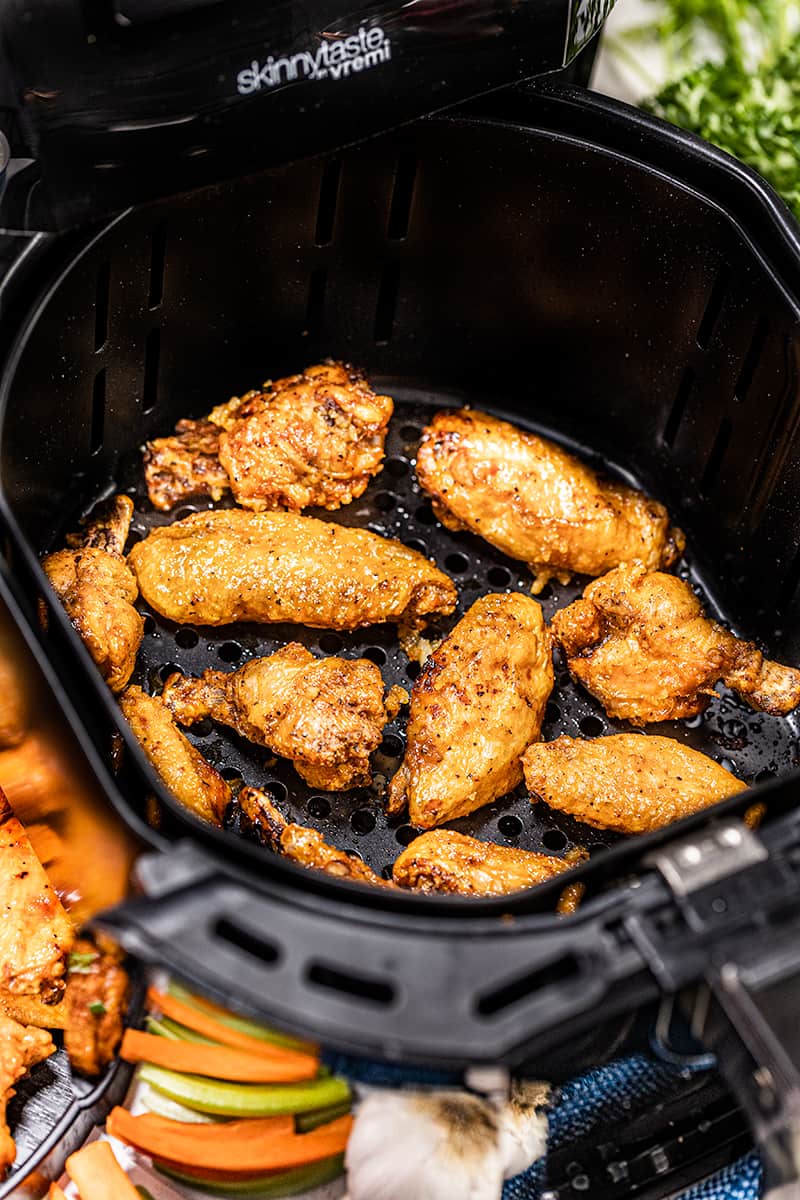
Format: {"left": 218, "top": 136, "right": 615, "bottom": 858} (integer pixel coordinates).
{"left": 119, "top": 686, "right": 231, "bottom": 825}
{"left": 523, "top": 734, "right": 747, "bottom": 834}
{"left": 42, "top": 496, "right": 144, "bottom": 692}
{"left": 552, "top": 562, "right": 800, "bottom": 723}
{"left": 144, "top": 362, "right": 393, "bottom": 513}
{"left": 64, "top": 935, "right": 129, "bottom": 1077}
{"left": 163, "top": 647, "right": 391, "bottom": 790}
{"left": 0, "top": 788, "right": 73, "bottom": 1005}
{"left": 388, "top": 593, "right": 554, "bottom": 828}
{"left": 239, "top": 787, "right": 389, "bottom": 886}
{"left": 0, "top": 1012, "right": 54, "bottom": 1177}
{"left": 392, "top": 829, "right": 574, "bottom": 896}
{"left": 129, "top": 510, "right": 457, "bottom": 631}
{"left": 416, "top": 410, "right": 684, "bottom": 592}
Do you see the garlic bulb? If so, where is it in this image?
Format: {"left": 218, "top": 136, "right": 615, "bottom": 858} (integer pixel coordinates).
{"left": 345, "top": 1082, "right": 550, "bottom": 1200}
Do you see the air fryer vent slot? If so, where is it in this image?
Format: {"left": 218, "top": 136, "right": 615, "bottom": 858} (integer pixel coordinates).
{"left": 475, "top": 953, "right": 581, "bottom": 1017}
{"left": 734, "top": 316, "right": 768, "bottom": 404}
{"left": 387, "top": 152, "right": 417, "bottom": 241}
{"left": 215, "top": 917, "right": 281, "bottom": 966}
{"left": 142, "top": 327, "right": 160, "bottom": 414}
{"left": 700, "top": 417, "right": 732, "bottom": 496}
{"left": 696, "top": 266, "right": 728, "bottom": 349}
{"left": 148, "top": 222, "right": 167, "bottom": 310}
{"left": 374, "top": 262, "right": 399, "bottom": 344}
{"left": 306, "top": 961, "right": 396, "bottom": 1007}
{"left": 94, "top": 263, "right": 110, "bottom": 352}
{"left": 662, "top": 366, "right": 695, "bottom": 447}
{"left": 315, "top": 159, "right": 341, "bottom": 247}
{"left": 90, "top": 369, "right": 106, "bottom": 454}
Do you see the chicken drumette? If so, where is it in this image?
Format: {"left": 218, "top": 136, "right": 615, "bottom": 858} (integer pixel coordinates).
{"left": 128, "top": 510, "right": 456, "bottom": 631}
{"left": 42, "top": 496, "right": 143, "bottom": 692}
{"left": 144, "top": 361, "right": 393, "bottom": 513}
{"left": 0, "top": 1012, "right": 54, "bottom": 1177}
{"left": 392, "top": 829, "right": 575, "bottom": 897}
{"left": 551, "top": 562, "right": 800, "bottom": 723}
{"left": 388, "top": 593, "right": 554, "bottom": 828}
{"left": 523, "top": 734, "right": 746, "bottom": 834}
{"left": 163, "top": 648, "right": 406, "bottom": 791}
{"left": 416, "top": 410, "right": 684, "bottom": 592}
{"left": 119, "top": 687, "right": 231, "bottom": 825}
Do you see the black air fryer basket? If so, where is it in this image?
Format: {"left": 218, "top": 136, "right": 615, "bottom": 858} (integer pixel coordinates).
{"left": 4, "top": 80, "right": 800, "bottom": 1192}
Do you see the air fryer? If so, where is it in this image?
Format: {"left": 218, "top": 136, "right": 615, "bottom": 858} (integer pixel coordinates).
{"left": 2, "top": 18, "right": 800, "bottom": 1200}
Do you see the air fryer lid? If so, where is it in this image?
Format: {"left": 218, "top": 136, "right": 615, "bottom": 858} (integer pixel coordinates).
{"left": 0, "top": 0, "right": 616, "bottom": 232}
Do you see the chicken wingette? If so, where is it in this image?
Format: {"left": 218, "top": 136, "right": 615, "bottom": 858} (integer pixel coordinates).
{"left": 523, "top": 734, "right": 747, "bottom": 834}
{"left": 239, "top": 787, "right": 390, "bottom": 887}
{"left": 552, "top": 562, "right": 800, "bottom": 723}
{"left": 392, "top": 829, "right": 574, "bottom": 896}
{"left": 144, "top": 361, "right": 393, "bottom": 513}
{"left": 64, "top": 935, "right": 130, "bottom": 1077}
{"left": 42, "top": 496, "right": 143, "bottom": 692}
{"left": 128, "top": 510, "right": 457, "bottom": 631}
{"left": 416, "top": 410, "right": 684, "bottom": 592}
{"left": 163, "top": 648, "right": 405, "bottom": 791}
{"left": 0, "top": 787, "right": 73, "bottom": 1006}
{"left": 119, "top": 687, "right": 231, "bottom": 825}
{"left": 388, "top": 593, "right": 554, "bottom": 828}
{"left": 0, "top": 1012, "right": 55, "bottom": 1178}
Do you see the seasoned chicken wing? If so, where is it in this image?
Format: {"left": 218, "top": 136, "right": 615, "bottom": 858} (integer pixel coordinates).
{"left": 163, "top": 647, "right": 393, "bottom": 791}
{"left": 392, "top": 829, "right": 574, "bottom": 896}
{"left": 64, "top": 935, "right": 129, "bottom": 1077}
{"left": 388, "top": 593, "right": 554, "bottom": 828}
{"left": 239, "top": 787, "right": 389, "bottom": 887}
{"left": 523, "top": 734, "right": 747, "bottom": 834}
{"left": 0, "top": 1012, "right": 54, "bottom": 1177}
{"left": 0, "top": 787, "right": 73, "bottom": 1005}
{"left": 129, "top": 510, "right": 457, "bottom": 631}
{"left": 119, "top": 687, "right": 231, "bottom": 825}
{"left": 552, "top": 562, "right": 800, "bottom": 723}
{"left": 416, "top": 410, "right": 684, "bottom": 592}
{"left": 144, "top": 362, "right": 393, "bottom": 513}
{"left": 42, "top": 496, "right": 144, "bottom": 692}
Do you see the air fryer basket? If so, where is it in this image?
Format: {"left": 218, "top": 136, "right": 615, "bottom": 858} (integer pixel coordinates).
{"left": 2, "top": 81, "right": 800, "bottom": 1083}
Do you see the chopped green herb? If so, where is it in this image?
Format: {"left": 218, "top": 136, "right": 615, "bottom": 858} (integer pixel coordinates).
{"left": 88, "top": 1000, "right": 107, "bottom": 1017}
{"left": 68, "top": 951, "right": 98, "bottom": 974}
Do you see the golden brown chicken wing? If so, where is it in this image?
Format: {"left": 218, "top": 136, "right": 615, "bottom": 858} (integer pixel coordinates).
{"left": 63, "top": 935, "right": 129, "bottom": 1077}
{"left": 523, "top": 734, "right": 747, "bottom": 834}
{"left": 163, "top": 647, "right": 392, "bottom": 791}
{"left": 416, "top": 410, "right": 684, "bottom": 592}
{"left": 552, "top": 562, "right": 800, "bottom": 723}
{"left": 0, "top": 788, "right": 73, "bottom": 1005}
{"left": 392, "top": 829, "right": 574, "bottom": 896}
{"left": 388, "top": 593, "right": 554, "bottom": 828}
{"left": 143, "top": 362, "right": 393, "bottom": 513}
{"left": 119, "top": 687, "right": 231, "bottom": 825}
{"left": 0, "top": 1012, "right": 54, "bottom": 1177}
{"left": 129, "top": 510, "right": 457, "bottom": 631}
{"left": 239, "top": 787, "right": 389, "bottom": 887}
{"left": 42, "top": 496, "right": 144, "bottom": 693}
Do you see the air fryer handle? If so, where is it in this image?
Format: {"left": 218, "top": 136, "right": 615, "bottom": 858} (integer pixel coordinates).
{"left": 95, "top": 842, "right": 653, "bottom": 1071}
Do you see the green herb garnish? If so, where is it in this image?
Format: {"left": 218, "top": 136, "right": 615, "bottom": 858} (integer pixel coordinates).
{"left": 68, "top": 951, "right": 98, "bottom": 974}
{"left": 88, "top": 1000, "right": 107, "bottom": 1016}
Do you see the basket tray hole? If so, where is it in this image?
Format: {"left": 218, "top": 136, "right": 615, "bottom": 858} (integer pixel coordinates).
{"left": 306, "top": 961, "right": 395, "bottom": 1008}
{"left": 215, "top": 917, "right": 281, "bottom": 967}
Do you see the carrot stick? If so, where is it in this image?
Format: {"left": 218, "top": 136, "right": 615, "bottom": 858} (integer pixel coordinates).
{"left": 65, "top": 1139, "right": 141, "bottom": 1200}
{"left": 146, "top": 989, "right": 316, "bottom": 1066}
{"left": 114, "top": 1110, "right": 296, "bottom": 1141}
{"left": 48, "top": 1186, "right": 68, "bottom": 1200}
{"left": 121, "top": 1029, "right": 317, "bottom": 1083}
{"left": 107, "top": 1106, "right": 352, "bottom": 1175}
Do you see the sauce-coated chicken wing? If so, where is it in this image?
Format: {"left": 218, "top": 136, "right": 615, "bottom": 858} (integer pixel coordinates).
{"left": 42, "top": 496, "right": 143, "bottom": 692}
{"left": 392, "top": 829, "right": 573, "bottom": 896}
{"left": 119, "top": 686, "right": 231, "bottom": 825}
{"left": 64, "top": 935, "right": 129, "bottom": 1077}
{"left": 523, "top": 734, "right": 747, "bottom": 834}
{"left": 144, "top": 362, "right": 393, "bottom": 513}
{"left": 416, "top": 410, "right": 684, "bottom": 591}
{"left": 129, "top": 510, "right": 457, "bottom": 631}
{"left": 163, "top": 647, "right": 397, "bottom": 790}
{"left": 0, "top": 1012, "right": 54, "bottom": 1177}
{"left": 388, "top": 593, "right": 554, "bottom": 828}
{"left": 552, "top": 562, "right": 800, "bottom": 722}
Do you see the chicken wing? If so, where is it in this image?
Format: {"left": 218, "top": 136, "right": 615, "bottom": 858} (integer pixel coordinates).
{"left": 239, "top": 787, "right": 389, "bottom": 887}
{"left": 64, "top": 935, "right": 129, "bottom": 1077}
{"left": 392, "top": 829, "right": 574, "bottom": 896}
{"left": 0, "top": 1012, "right": 54, "bottom": 1178}
{"left": 523, "top": 734, "right": 747, "bottom": 834}
{"left": 42, "top": 496, "right": 144, "bottom": 692}
{"left": 129, "top": 510, "right": 457, "bottom": 631}
{"left": 163, "top": 647, "right": 393, "bottom": 791}
{"left": 0, "top": 787, "right": 73, "bottom": 1005}
{"left": 144, "top": 362, "right": 393, "bottom": 513}
{"left": 552, "top": 562, "right": 800, "bottom": 723}
{"left": 416, "top": 410, "right": 684, "bottom": 592}
{"left": 119, "top": 687, "right": 231, "bottom": 825}
{"left": 388, "top": 593, "right": 554, "bottom": 828}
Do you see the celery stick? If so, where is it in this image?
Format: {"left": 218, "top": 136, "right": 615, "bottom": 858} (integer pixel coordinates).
{"left": 157, "top": 1153, "right": 345, "bottom": 1197}
{"left": 138, "top": 1064, "right": 350, "bottom": 1117}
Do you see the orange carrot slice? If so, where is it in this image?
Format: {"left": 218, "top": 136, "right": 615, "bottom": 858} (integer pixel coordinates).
{"left": 121, "top": 1030, "right": 317, "bottom": 1083}
{"left": 48, "top": 1186, "right": 69, "bottom": 1200}
{"left": 66, "top": 1140, "right": 141, "bottom": 1200}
